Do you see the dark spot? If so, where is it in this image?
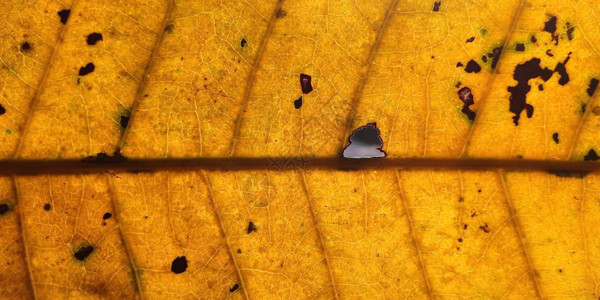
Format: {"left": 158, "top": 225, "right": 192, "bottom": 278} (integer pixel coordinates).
{"left": 538, "top": 84, "right": 544, "bottom": 91}
{"left": 594, "top": 106, "right": 600, "bottom": 116}
{"left": 164, "top": 23, "right": 174, "bottom": 34}
{"left": 547, "top": 170, "right": 590, "bottom": 178}
{"left": 543, "top": 16, "right": 558, "bottom": 45}
{"left": 236, "top": 249, "right": 242, "bottom": 254}
{"left": 120, "top": 114, "right": 130, "bottom": 129}
{"left": 300, "top": 74, "right": 313, "bottom": 94}
{"left": 554, "top": 52, "right": 571, "bottom": 86}
{"left": 74, "top": 245, "right": 94, "bottom": 261}
{"left": 490, "top": 46, "right": 503, "bottom": 69}
{"left": 0, "top": 104, "right": 6, "bottom": 115}
{"left": 477, "top": 189, "right": 482, "bottom": 193}
{"left": 275, "top": 9, "right": 287, "bottom": 18}
{"left": 552, "top": 132, "right": 559, "bottom": 144}
{"left": 229, "top": 283, "right": 239, "bottom": 293}
{"left": 86, "top": 33, "right": 103, "bottom": 45}
{"left": 479, "top": 223, "right": 490, "bottom": 233}
{"left": 545, "top": 49, "right": 554, "bottom": 57}
{"left": 82, "top": 150, "right": 127, "bottom": 164}
{"left": 464, "top": 60, "right": 481, "bottom": 73}
{"left": 515, "top": 43, "right": 525, "bottom": 52}
{"left": 558, "top": 268, "right": 563, "bottom": 273}
{"left": 584, "top": 149, "right": 599, "bottom": 161}
{"left": 471, "top": 210, "right": 477, "bottom": 217}
{"left": 466, "top": 36, "right": 475, "bottom": 43}
{"left": 343, "top": 123, "right": 386, "bottom": 158}
{"left": 43, "top": 203, "right": 51, "bottom": 211}
{"left": 102, "top": 212, "right": 112, "bottom": 220}
{"left": 458, "top": 87, "right": 476, "bottom": 121}
{"left": 458, "top": 238, "right": 463, "bottom": 242}
{"left": 20, "top": 42, "right": 32, "bottom": 52}
{"left": 240, "top": 38, "right": 247, "bottom": 48}
{"left": 432, "top": 1, "right": 441, "bottom": 12}
{"left": 566, "top": 22, "right": 574, "bottom": 41}
{"left": 507, "top": 57, "right": 554, "bottom": 125}
{"left": 463, "top": 224, "right": 468, "bottom": 229}
{"left": 587, "top": 78, "right": 598, "bottom": 97}
{"left": 581, "top": 103, "right": 587, "bottom": 114}
{"left": 58, "top": 9, "right": 71, "bottom": 24}
{"left": 78, "top": 63, "right": 95, "bottom": 76}
{"left": 171, "top": 256, "right": 187, "bottom": 274}
{"left": 0, "top": 203, "right": 9, "bottom": 215}
{"left": 247, "top": 221, "right": 256, "bottom": 234}
{"left": 481, "top": 55, "right": 487, "bottom": 63}
{"left": 531, "top": 35, "right": 537, "bottom": 43}
{"left": 294, "top": 96, "right": 302, "bottom": 109}
{"left": 456, "top": 62, "right": 463, "bottom": 68}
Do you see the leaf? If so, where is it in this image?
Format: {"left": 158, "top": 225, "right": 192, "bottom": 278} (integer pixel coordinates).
{"left": 1, "top": 0, "right": 600, "bottom": 298}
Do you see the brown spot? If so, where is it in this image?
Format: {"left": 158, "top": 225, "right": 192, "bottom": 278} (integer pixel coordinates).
{"left": 229, "top": 283, "right": 239, "bottom": 293}
{"left": 74, "top": 245, "right": 94, "bottom": 261}
{"left": 20, "top": 42, "right": 32, "bottom": 52}
{"left": 247, "top": 221, "right": 256, "bottom": 234}
{"left": 300, "top": 74, "right": 313, "bottom": 94}
{"left": 457, "top": 87, "right": 476, "bottom": 121}
{"left": 465, "top": 36, "right": 475, "bottom": 43}
{"left": 164, "top": 23, "right": 174, "bottom": 34}
{"left": 552, "top": 132, "right": 559, "bottom": 144}
{"left": 0, "top": 203, "right": 9, "bottom": 215}
{"left": 584, "top": 149, "right": 599, "bottom": 161}
{"left": 566, "top": 22, "right": 575, "bottom": 41}
{"left": 240, "top": 38, "right": 247, "bottom": 48}
{"left": 515, "top": 43, "right": 525, "bottom": 52}
{"left": 102, "top": 212, "right": 112, "bottom": 220}
{"left": 43, "top": 203, "right": 51, "bottom": 211}
{"left": 294, "top": 96, "right": 302, "bottom": 109}
{"left": 543, "top": 15, "right": 558, "bottom": 45}
{"left": 275, "top": 9, "right": 287, "bottom": 18}
{"left": 479, "top": 223, "right": 490, "bottom": 233}
{"left": 587, "top": 78, "right": 599, "bottom": 97}
{"left": 432, "top": 1, "right": 441, "bottom": 12}
{"left": 78, "top": 63, "right": 95, "bottom": 76}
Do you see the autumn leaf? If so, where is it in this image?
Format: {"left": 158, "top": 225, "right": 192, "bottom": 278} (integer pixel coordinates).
{"left": 1, "top": 0, "right": 600, "bottom": 299}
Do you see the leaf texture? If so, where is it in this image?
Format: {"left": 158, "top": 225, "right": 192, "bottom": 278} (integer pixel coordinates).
{"left": 1, "top": 0, "right": 600, "bottom": 299}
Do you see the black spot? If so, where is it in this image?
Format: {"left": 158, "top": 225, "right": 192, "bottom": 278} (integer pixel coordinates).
{"left": 543, "top": 16, "right": 558, "bottom": 45}
{"left": 240, "top": 38, "right": 247, "bottom": 48}
{"left": 343, "top": 123, "right": 386, "bottom": 158}
{"left": 545, "top": 49, "right": 554, "bottom": 57}
{"left": 294, "top": 97, "right": 302, "bottom": 109}
{"left": 547, "top": 170, "right": 590, "bottom": 178}
{"left": 587, "top": 78, "right": 598, "bottom": 97}
{"left": 566, "top": 22, "right": 575, "bottom": 41}
{"left": 275, "top": 9, "right": 287, "bottom": 18}
{"left": 236, "top": 249, "right": 242, "bottom": 254}
{"left": 465, "top": 36, "right": 475, "bottom": 43}
{"left": 538, "top": 84, "right": 544, "bottom": 91}
{"left": 300, "top": 74, "right": 313, "bottom": 94}
{"left": 490, "top": 46, "right": 503, "bottom": 70}
{"left": 581, "top": 103, "right": 587, "bottom": 114}
{"left": 552, "top": 132, "right": 559, "bottom": 144}
{"left": 229, "top": 283, "right": 239, "bottom": 293}
{"left": 458, "top": 87, "right": 476, "bottom": 121}
{"left": 74, "top": 245, "right": 94, "bottom": 261}
{"left": 464, "top": 60, "right": 481, "bottom": 73}
{"left": 0, "top": 203, "right": 9, "bottom": 215}
{"left": 481, "top": 55, "right": 488, "bottom": 63}
{"left": 82, "top": 150, "right": 127, "bottom": 164}
{"left": 78, "top": 63, "right": 95, "bottom": 76}
{"left": 432, "top": 1, "right": 441, "bottom": 12}
{"left": 584, "top": 149, "right": 599, "bottom": 161}
{"left": 171, "top": 256, "right": 188, "bottom": 274}
{"left": 507, "top": 58, "right": 554, "bottom": 125}
{"left": 456, "top": 62, "right": 463, "bottom": 68}
{"left": 554, "top": 52, "right": 571, "bottom": 86}
{"left": 247, "top": 221, "right": 256, "bottom": 234}
{"left": 515, "top": 43, "right": 525, "bottom": 52}
{"left": 43, "top": 203, "right": 51, "bottom": 211}
{"left": 458, "top": 237, "right": 463, "bottom": 242}
{"left": 120, "top": 114, "right": 130, "bottom": 129}
{"left": 20, "top": 42, "right": 32, "bottom": 52}
{"left": 0, "top": 104, "right": 6, "bottom": 115}
{"left": 58, "top": 9, "right": 71, "bottom": 24}
{"left": 530, "top": 35, "right": 537, "bottom": 43}
{"left": 102, "top": 212, "right": 112, "bottom": 220}
{"left": 86, "top": 33, "right": 103, "bottom": 45}
{"left": 164, "top": 23, "right": 174, "bottom": 34}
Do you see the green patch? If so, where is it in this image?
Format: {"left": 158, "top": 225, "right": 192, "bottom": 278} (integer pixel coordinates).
{"left": 4, "top": 128, "right": 12, "bottom": 135}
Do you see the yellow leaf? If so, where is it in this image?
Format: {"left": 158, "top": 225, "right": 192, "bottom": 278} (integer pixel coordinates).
{"left": 1, "top": 0, "right": 600, "bottom": 298}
